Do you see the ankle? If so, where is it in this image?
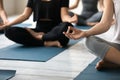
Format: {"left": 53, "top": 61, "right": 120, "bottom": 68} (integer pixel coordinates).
{"left": 44, "top": 41, "right": 62, "bottom": 48}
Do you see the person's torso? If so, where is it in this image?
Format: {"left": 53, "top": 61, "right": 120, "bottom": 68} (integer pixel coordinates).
{"left": 81, "top": 0, "right": 98, "bottom": 18}
{"left": 32, "top": 0, "right": 62, "bottom": 32}
{"left": 112, "top": 0, "right": 120, "bottom": 44}
{"left": 33, "top": 0, "right": 62, "bottom": 24}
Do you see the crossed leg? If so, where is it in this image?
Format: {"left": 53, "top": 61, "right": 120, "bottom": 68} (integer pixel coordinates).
{"left": 96, "top": 47, "right": 120, "bottom": 70}
{"left": 26, "top": 28, "right": 62, "bottom": 47}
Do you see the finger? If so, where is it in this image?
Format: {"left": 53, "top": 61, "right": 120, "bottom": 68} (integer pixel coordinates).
{"left": 69, "top": 27, "right": 75, "bottom": 34}
{"left": 64, "top": 32, "right": 72, "bottom": 39}
{"left": 63, "top": 32, "right": 66, "bottom": 35}
{"left": 66, "top": 34, "right": 73, "bottom": 39}
{"left": 69, "top": 34, "right": 76, "bottom": 40}
{"left": 66, "top": 26, "right": 71, "bottom": 33}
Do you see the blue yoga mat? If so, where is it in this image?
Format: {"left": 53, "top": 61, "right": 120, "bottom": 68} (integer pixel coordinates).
{"left": 0, "top": 39, "right": 80, "bottom": 62}
{"left": 13, "top": 23, "right": 32, "bottom": 28}
{"left": 74, "top": 58, "right": 120, "bottom": 80}
{"left": 75, "top": 26, "right": 91, "bottom": 30}
{"left": 0, "top": 69, "right": 16, "bottom": 80}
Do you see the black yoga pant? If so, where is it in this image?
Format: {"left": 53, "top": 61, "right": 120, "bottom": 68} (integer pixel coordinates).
{"left": 42, "top": 22, "right": 73, "bottom": 46}
{"left": 5, "top": 22, "right": 73, "bottom": 47}
{"left": 5, "top": 27, "right": 44, "bottom": 46}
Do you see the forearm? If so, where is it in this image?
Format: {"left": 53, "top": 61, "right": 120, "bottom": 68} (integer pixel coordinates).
{"left": 6, "top": 7, "right": 32, "bottom": 27}
{"left": 61, "top": 7, "right": 76, "bottom": 23}
{"left": 62, "top": 13, "right": 78, "bottom": 23}
{"left": 0, "top": 0, "right": 8, "bottom": 23}
{"left": 62, "top": 14, "right": 71, "bottom": 22}
{"left": 85, "top": 22, "right": 112, "bottom": 37}
{"left": 6, "top": 14, "right": 29, "bottom": 27}
{"left": 61, "top": 7, "right": 69, "bottom": 22}
{"left": 85, "top": 0, "right": 114, "bottom": 37}
{"left": 0, "top": 10, "right": 8, "bottom": 22}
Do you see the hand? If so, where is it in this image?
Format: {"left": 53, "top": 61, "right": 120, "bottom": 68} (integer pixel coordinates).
{"left": 69, "top": 14, "right": 78, "bottom": 23}
{"left": 3, "top": 20, "right": 9, "bottom": 25}
{"left": 0, "top": 24, "right": 8, "bottom": 30}
{"left": 0, "top": 20, "right": 11, "bottom": 30}
{"left": 63, "top": 26, "right": 86, "bottom": 40}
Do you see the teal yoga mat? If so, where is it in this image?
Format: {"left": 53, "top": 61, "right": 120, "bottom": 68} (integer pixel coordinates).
{"left": 0, "top": 24, "right": 86, "bottom": 62}
{"left": 0, "top": 69, "right": 16, "bottom": 80}
{"left": 75, "top": 26, "right": 91, "bottom": 30}
{"left": 74, "top": 58, "right": 120, "bottom": 80}
{"left": 13, "top": 23, "right": 32, "bottom": 28}
{"left": 0, "top": 40, "right": 80, "bottom": 62}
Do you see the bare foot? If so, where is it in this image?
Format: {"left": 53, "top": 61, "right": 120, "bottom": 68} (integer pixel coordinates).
{"left": 44, "top": 41, "right": 62, "bottom": 48}
{"left": 26, "top": 28, "right": 44, "bottom": 40}
{"left": 96, "top": 60, "right": 120, "bottom": 70}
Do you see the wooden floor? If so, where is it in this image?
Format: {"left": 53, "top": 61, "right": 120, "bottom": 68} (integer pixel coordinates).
{"left": 0, "top": 16, "right": 114, "bottom": 80}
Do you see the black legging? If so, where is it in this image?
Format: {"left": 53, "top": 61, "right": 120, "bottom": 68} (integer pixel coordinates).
{"left": 5, "top": 22, "right": 73, "bottom": 47}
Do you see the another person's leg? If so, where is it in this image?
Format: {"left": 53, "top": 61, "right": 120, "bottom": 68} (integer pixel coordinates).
{"left": 85, "top": 36, "right": 120, "bottom": 70}
{"left": 76, "top": 15, "right": 87, "bottom": 26}
{"left": 86, "top": 12, "right": 103, "bottom": 26}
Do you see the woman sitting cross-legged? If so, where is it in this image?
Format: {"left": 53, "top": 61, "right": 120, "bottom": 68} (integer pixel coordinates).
{"left": 0, "top": 0, "right": 77, "bottom": 47}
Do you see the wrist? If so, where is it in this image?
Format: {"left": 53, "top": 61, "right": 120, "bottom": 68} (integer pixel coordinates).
{"left": 84, "top": 31, "right": 91, "bottom": 37}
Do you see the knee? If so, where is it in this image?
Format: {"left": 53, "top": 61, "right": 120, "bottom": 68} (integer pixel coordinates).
{"left": 85, "top": 36, "right": 111, "bottom": 59}
{"left": 4, "top": 27, "right": 24, "bottom": 40}
{"left": 4, "top": 27, "right": 16, "bottom": 39}
{"left": 85, "top": 36, "right": 99, "bottom": 52}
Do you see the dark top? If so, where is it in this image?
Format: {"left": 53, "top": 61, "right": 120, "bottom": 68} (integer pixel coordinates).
{"left": 27, "top": 0, "right": 69, "bottom": 32}
{"left": 27, "top": 0, "right": 69, "bottom": 24}
{"left": 81, "top": 0, "right": 98, "bottom": 18}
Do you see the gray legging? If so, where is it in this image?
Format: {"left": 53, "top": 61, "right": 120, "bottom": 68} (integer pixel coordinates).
{"left": 85, "top": 36, "right": 120, "bottom": 59}
{"left": 69, "top": 11, "right": 103, "bottom": 26}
